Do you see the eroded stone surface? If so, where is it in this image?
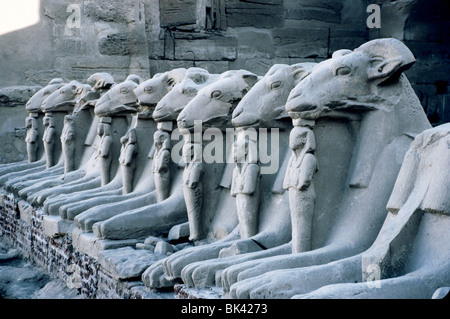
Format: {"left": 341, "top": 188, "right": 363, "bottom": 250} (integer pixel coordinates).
{"left": 98, "top": 247, "right": 165, "bottom": 280}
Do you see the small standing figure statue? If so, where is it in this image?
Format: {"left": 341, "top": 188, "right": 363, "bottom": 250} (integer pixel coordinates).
{"left": 119, "top": 128, "right": 138, "bottom": 194}
{"left": 182, "top": 142, "right": 204, "bottom": 241}
{"left": 25, "top": 116, "right": 39, "bottom": 163}
{"left": 231, "top": 137, "right": 260, "bottom": 239}
{"left": 42, "top": 114, "right": 55, "bottom": 168}
{"left": 61, "top": 115, "right": 76, "bottom": 173}
{"left": 149, "top": 130, "right": 171, "bottom": 202}
{"left": 97, "top": 121, "right": 112, "bottom": 186}
{"left": 283, "top": 125, "right": 318, "bottom": 253}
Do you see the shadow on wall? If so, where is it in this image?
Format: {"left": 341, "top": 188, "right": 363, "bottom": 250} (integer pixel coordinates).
{"left": 401, "top": 0, "right": 449, "bottom": 126}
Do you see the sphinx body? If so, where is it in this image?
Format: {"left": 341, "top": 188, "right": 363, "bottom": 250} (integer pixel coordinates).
{"left": 73, "top": 68, "right": 218, "bottom": 232}
{"left": 42, "top": 76, "right": 144, "bottom": 219}
{"left": 3, "top": 80, "right": 92, "bottom": 196}
{"left": 20, "top": 74, "right": 118, "bottom": 206}
{"left": 0, "top": 79, "right": 65, "bottom": 180}
{"left": 55, "top": 70, "right": 187, "bottom": 226}
{"left": 143, "top": 63, "right": 316, "bottom": 290}
{"left": 225, "top": 38, "right": 434, "bottom": 299}
{"left": 144, "top": 67, "right": 321, "bottom": 289}
{"left": 240, "top": 123, "right": 450, "bottom": 300}
{"left": 87, "top": 68, "right": 228, "bottom": 239}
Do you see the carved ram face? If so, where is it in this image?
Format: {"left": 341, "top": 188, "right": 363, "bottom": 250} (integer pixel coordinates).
{"left": 152, "top": 68, "right": 219, "bottom": 122}
{"left": 135, "top": 68, "right": 187, "bottom": 109}
{"left": 41, "top": 80, "right": 91, "bottom": 113}
{"left": 232, "top": 63, "right": 315, "bottom": 129}
{"left": 177, "top": 70, "right": 259, "bottom": 132}
{"left": 25, "top": 78, "right": 65, "bottom": 113}
{"left": 286, "top": 38, "right": 416, "bottom": 120}
{"left": 94, "top": 79, "right": 139, "bottom": 117}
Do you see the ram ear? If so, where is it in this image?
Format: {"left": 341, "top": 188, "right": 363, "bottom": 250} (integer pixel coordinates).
{"left": 332, "top": 49, "right": 353, "bottom": 59}
{"left": 240, "top": 70, "right": 259, "bottom": 89}
{"left": 126, "top": 74, "right": 143, "bottom": 85}
{"left": 358, "top": 38, "right": 416, "bottom": 85}
{"left": 291, "top": 63, "right": 316, "bottom": 85}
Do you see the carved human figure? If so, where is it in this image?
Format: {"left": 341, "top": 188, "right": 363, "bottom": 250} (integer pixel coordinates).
{"left": 25, "top": 116, "right": 39, "bottom": 163}
{"left": 231, "top": 137, "right": 260, "bottom": 239}
{"left": 149, "top": 130, "right": 171, "bottom": 202}
{"left": 60, "top": 115, "right": 76, "bottom": 173}
{"left": 97, "top": 121, "right": 113, "bottom": 186}
{"left": 283, "top": 125, "right": 318, "bottom": 253}
{"left": 42, "top": 114, "right": 55, "bottom": 168}
{"left": 182, "top": 142, "right": 204, "bottom": 241}
{"left": 119, "top": 128, "right": 138, "bottom": 194}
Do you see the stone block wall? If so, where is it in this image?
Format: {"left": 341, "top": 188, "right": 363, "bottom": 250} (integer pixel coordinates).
{"left": 148, "top": 0, "right": 369, "bottom": 75}
{"left": 0, "top": 191, "right": 164, "bottom": 299}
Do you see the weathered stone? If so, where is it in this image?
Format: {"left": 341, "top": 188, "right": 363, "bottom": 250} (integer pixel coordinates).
{"left": 236, "top": 30, "right": 275, "bottom": 59}
{"left": 174, "top": 36, "right": 237, "bottom": 61}
{"left": 174, "top": 284, "right": 222, "bottom": 299}
{"left": 54, "top": 37, "right": 86, "bottom": 56}
{"left": 72, "top": 229, "right": 140, "bottom": 258}
{"left": 272, "top": 28, "right": 329, "bottom": 58}
{"left": 285, "top": 0, "right": 343, "bottom": 24}
{"left": 159, "top": 0, "right": 198, "bottom": 28}
{"left": 154, "top": 241, "right": 174, "bottom": 256}
{"left": 168, "top": 222, "right": 190, "bottom": 242}
{"left": 42, "top": 215, "right": 75, "bottom": 238}
{"left": 143, "top": 236, "right": 163, "bottom": 246}
{"left": 84, "top": 0, "right": 133, "bottom": 23}
{"left": 99, "top": 32, "right": 132, "bottom": 56}
{"left": 0, "top": 86, "right": 42, "bottom": 108}
{"left": 24, "top": 70, "right": 65, "bottom": 87}
{"left": 18, "top": 200, "right": 33, "bottom": 225}
{"left": 135, "top": 243, "right": 155, "bottom": 251}
{"left": 98, "top": 246, "right": 164, "bottom": 280}
{"left": 226, "top": 0, "right": 284, "bottom": 29}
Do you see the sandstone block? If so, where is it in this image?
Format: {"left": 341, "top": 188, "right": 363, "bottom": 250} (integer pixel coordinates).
{"left": 154, "top": 241, "right": 174, "bottom": 255}
{"left": 168, "top": 222, "right": 191, "bottom": 242}
{"left": 272, "top": 28, "right": 329, "bottom": 58}
{"left": 0, "top": 86, "right": 42, "bottom": 108}
{"left": 99, "top": 33, "right": 132, "bottom": 56}
{"left": 174, "top": 36, "right": 237, "bottom": 61}
{"left": 159, "top": 0, "right": 198, "bottom": 28}
{"left": 226, "top": 0, "right": 284, "bottom": 29}
{"left": 42, "top": 215, "right": 75, "bottom": 238}
{"left": 98, "top": 247, "right": 164, "bottom": 280}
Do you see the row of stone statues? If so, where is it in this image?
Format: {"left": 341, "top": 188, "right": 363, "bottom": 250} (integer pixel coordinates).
{"left": 0, "top": 38, "right": 449, "bottom": 299}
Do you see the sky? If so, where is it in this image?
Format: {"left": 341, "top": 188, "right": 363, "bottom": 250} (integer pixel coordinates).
{"left": 0, "top": 0, "right": 40, "bottom": 36}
